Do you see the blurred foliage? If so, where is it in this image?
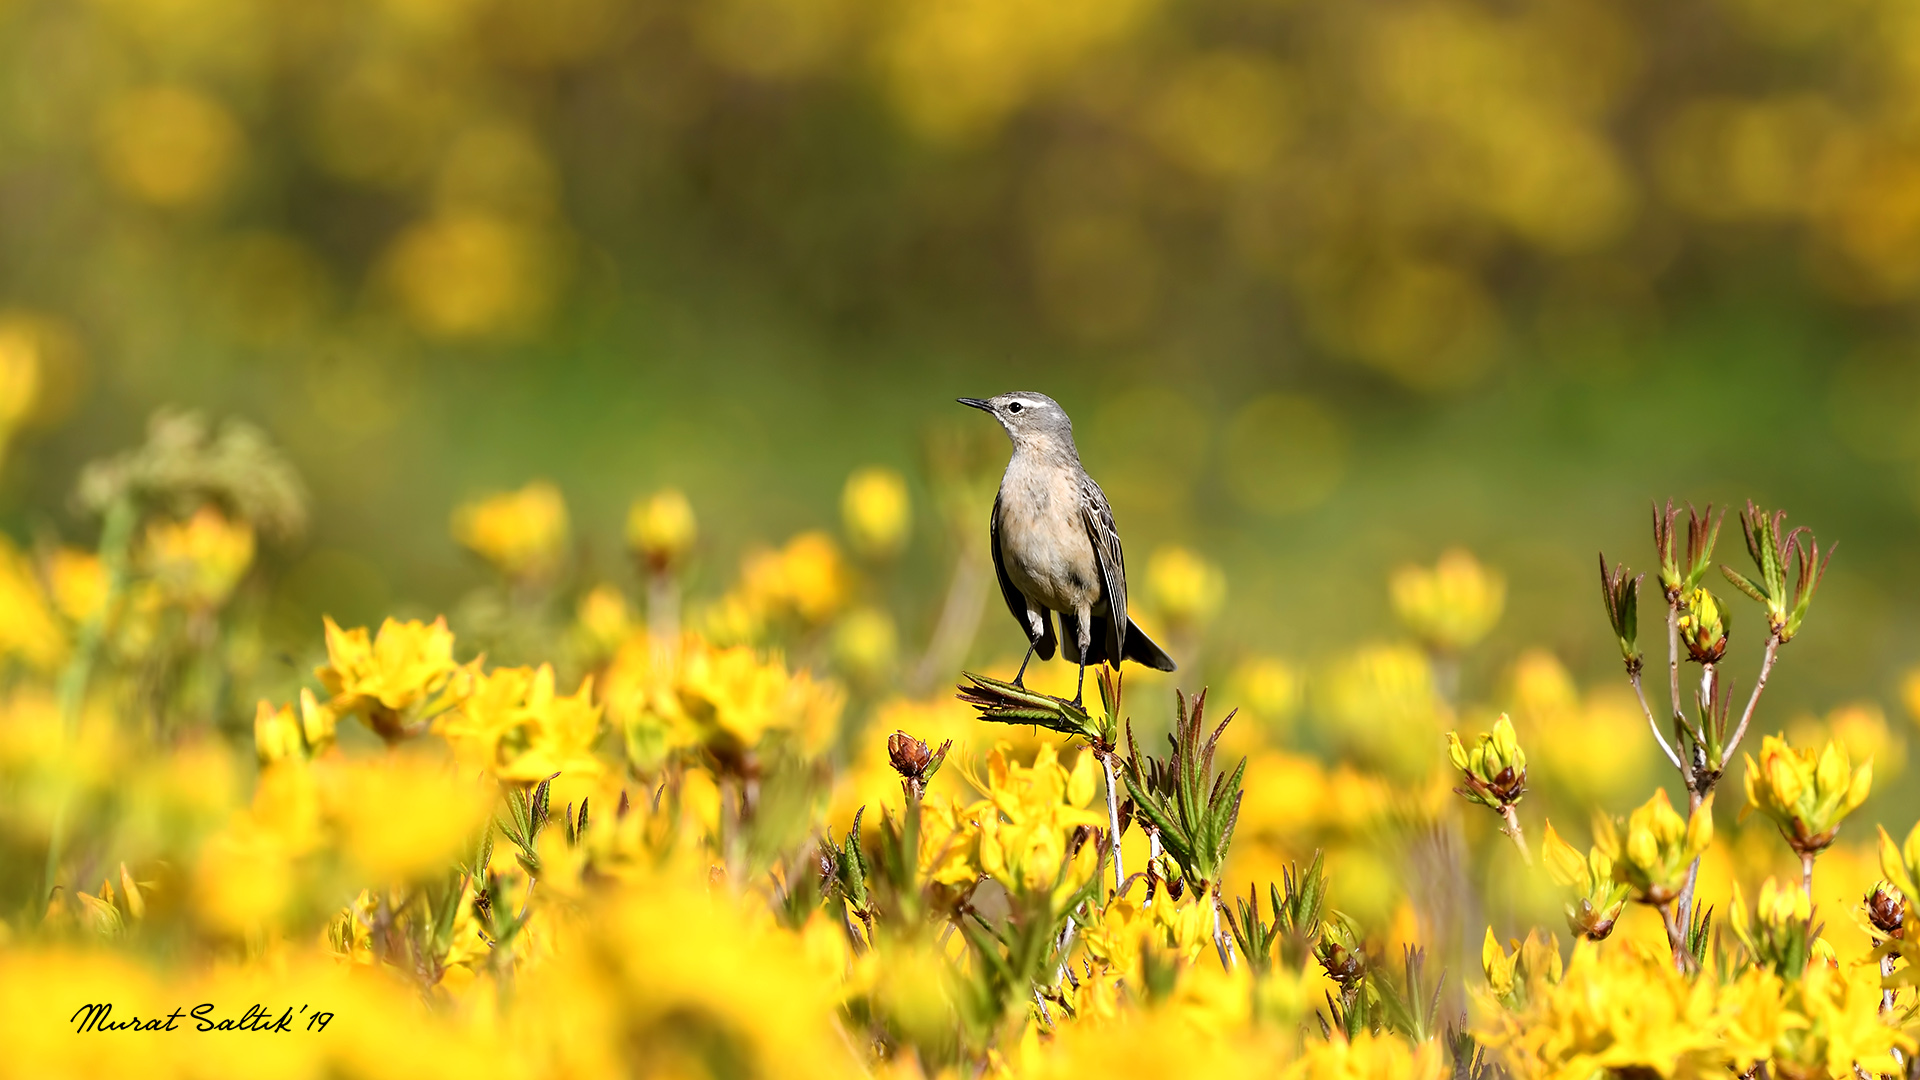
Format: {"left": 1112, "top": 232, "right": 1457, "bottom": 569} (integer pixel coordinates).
{"left": 0, "top": 0, "right": 1918, "bottom": 740}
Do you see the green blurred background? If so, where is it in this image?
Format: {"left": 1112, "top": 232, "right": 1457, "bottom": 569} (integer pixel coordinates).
{"left": 1, "top": 0, "right": 1917, "bottom": 723}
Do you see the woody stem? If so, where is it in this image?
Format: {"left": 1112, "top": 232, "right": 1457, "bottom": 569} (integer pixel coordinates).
{"left": 1629, "top": 667, "right": 1685, "bottom": 773}
{"left": 1658, "top": 900, "right": 1691, "bottom": 973}
{"left": 1801, "top": 850, "right": 1815, "bottom": 902}
{"left": 1498, "top": 803, "right": 1531, "bottom": 865}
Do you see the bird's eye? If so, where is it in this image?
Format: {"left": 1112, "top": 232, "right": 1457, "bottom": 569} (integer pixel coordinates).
{"left": 1007, "top": 401, "right": 1023, "bottom": 413}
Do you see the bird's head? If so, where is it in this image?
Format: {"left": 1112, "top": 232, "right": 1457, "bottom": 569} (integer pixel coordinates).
{"left": 957, "top": 392, "right": 1075, "bottom": 452}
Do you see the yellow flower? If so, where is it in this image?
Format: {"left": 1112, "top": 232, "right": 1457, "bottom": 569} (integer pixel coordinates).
{"left": 674, "top": 638, "right": 845, "bottom": 757}
{"left": 45, "top": 546, "right": 106, "bottom": 626}
{"left": 1507, "top": 650, "right": 1651, "bottom": 805}
{"left": 627, "top": 487, "right": 697, "bottom": 570}
{"left": 1319, "top": 641, "right": 1449, "bottom": 780}
{"left": 574, "top": 582, "right": 632, "bottom": 653}
{"left": 140, "top": 504, "right": 255, "bottom": 611}
{"left": 1595, "top": 789, "right": 1713, "bottom": 905}
{"left": 739, "top": 531, "right": 849, "bottom": 624}
{"left": 0, "top": 535, "right": 65, "bottom": 669}
{"left": 436, "top": 663, "right": 605, "bottom": 782}
{"left": 315, "top": 615, "right": 469, "bottom": 741}
{"left": 841, "top": 466, "right": 912, "bottom": 559}
{"left": 1877, "top": 820, "right": 1920, "bottom": 900}
{"left": 1675, "top": 586, "right": 1729, "bottom": 663}
{"left": 1743, "top": 733, "right": 1872, "bottom": 855}
{"left": 1389, "top": 547, "right": 1504, "bottom": 653}
{"left": 1146, "top": 545, "right": 1226, "bottom": 627}
{"left": 450, "top": 479, "right": 569, "bottom": 580}
{"left": 1542, "top": 820, "right": 1628, "bottom": 940}
{"left": 1475, "top": 938, "right": 1728, "bottom": 1078}
{"left": 252, "top": 688, "right": 337, "bottom": 765}
{"left": 1729, "top": 877, "right": 1818, "bottom": 978}
{"left": 972, "top": 742, "right": 1105, "bottom": 901}
{"left": 1792, "top": 701, "right": 1904, "bottom": 784}
{"left": 1774, "top": 956, "right": 1913, "bottom": 1078}
{"left": 319, "top": 754, "right": 494, "bottom": 883}
{"left": 1285, "top": 1030, "right": 1447, "bottom": 1080}
{"left": 832, "top": 606, "right": 898, "bottom": 684}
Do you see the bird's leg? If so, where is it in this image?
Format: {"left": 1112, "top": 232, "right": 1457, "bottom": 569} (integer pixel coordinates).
{"left": 1013, "top": 640, "right": 1037, "bottom": 688}
{"left": 1070, "top": 609, "right": 1091, "bottom": 709}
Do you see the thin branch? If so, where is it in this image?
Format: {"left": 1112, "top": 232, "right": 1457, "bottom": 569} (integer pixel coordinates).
{"left": 1800, "top": 851, "right": 1814, "bottom": 902}
{"left": 1724, "top": 632, "right": 1781, "bottom": 766}
{"left": 1666, "top": 600, "right": 1684, "bottom": 741}
{"left": 1658, "top": 901, "right": 1692, "bottom": 974}
{"left": 1629, "top": 669, "right": 1686, "bottom": 773}
{"left": 1100, "top": 751, "right": 1126, "bottom": 893}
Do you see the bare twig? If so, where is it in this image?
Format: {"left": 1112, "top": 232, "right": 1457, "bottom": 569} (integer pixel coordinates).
{"left": 1100, "top": 751, "right": 1126, "bottom": 893}
{"left": 1629, "top": 670, "right": 1686, "bottom": 773}
{"left": 1800, "top": 850, "right": 1814, "bottom": 902}
{"left": 1724, "top": 632, "right": 1782, "bottom": 766}
{"left": 1658, "top": 901, "right": 1692, "bottom": 973}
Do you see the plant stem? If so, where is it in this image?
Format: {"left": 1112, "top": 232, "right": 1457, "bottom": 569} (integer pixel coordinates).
{"left": 1497, "top": 804, "right": 1531, "bottom": 864}
{"left": 1725, "top": 633, "right": 1782, "bottom": 767}
{"left": 646, "top": 565, "right": 680, "bottom": 673}
{"left": 1212, "top": 894, "right": 1235, "bottom": 971}
{"left": 43, "top": 497, "right": 138, "bottom": 904}
{"left": 1658, "top": 901, "right": 1691, "bottom": 973}
{"left": 1800, "top": 850, "right": 1814, "bottom": 902}
{"left": 1100, "top": 751, "right": 1125, "bottom": 893}
{"left": 1667, "top": 600, "right": 1684, "bottom": 751}
{"left": 1629, "top": 669, "right": 1686, "bottom": 773}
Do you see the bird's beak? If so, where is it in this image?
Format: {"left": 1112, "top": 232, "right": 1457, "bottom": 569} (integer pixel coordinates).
{"left": 956, "top": 397, "right": 993, "bottom": 413}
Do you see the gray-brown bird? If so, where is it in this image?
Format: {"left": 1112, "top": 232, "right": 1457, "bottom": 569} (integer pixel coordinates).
{"left": 960, "top": 392, "right": 1175, "bottom": 707}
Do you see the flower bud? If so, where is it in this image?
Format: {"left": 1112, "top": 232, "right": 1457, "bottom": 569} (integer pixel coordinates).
{"left": 451, "top": 481, "right": 568, "bottom": 582}
{"left": 1867, "top": 881, "right": 1906, "bottom": 938}
{"left": 1448, "top": 714, "right": 1528, "bottom": 809}
{"left": 1743, "top": 734, "right": 1871, "bottom": 856}
{"left": 1676, "top": 587, "right": 1728, "bottom": 664}
{"left": 627, "top": 488, "right": 697, "bottom": 571}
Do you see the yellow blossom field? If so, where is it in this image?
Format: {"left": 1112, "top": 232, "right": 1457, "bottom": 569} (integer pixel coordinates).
{"left": 4, "top": 412, "right": 1919, "bottom": 1080}
{"left": 8, "top": 0, "right": 1920, "bottom": 1076}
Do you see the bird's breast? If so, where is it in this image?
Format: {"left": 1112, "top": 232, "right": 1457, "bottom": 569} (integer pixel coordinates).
{"left": 997, "top": 459, "right": 1101, "bottom": 613}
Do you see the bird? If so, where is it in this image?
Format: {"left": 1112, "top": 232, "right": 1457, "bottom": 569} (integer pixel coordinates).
{"left": 959, "top": 391, "right": 1175, "bottom": 707}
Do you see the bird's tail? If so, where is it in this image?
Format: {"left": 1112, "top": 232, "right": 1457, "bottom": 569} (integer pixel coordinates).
{"left": 1070, "top": 615, "right": 1177, "bottom": 672}
{"left": 1121, "top": 621, "right": 1177, "bottom": 672}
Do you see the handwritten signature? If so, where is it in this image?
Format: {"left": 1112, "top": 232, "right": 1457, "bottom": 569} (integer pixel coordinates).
{"left": 71, "top": 1004, "right": 335, "bottom": 1033}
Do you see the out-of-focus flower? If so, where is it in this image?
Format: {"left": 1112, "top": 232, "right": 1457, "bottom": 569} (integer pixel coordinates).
{"left": 1318, "top": 642, "right": 1449, "bottom": 780}
{"left": 627, "top": 488, "right": 697, "bottom": 571}
{"left": 252, "top": 689, "right": 338, "bottom": 766}
{"left": 832, "top": 606, "right": 897, "bottom": 685}
{"left": 574, "top": 583, "right": 632, "bottom": 654}
{"left": 1146, "top": 545, "right": 1225, "bottom": 628}
{"left": 436, "top": 663, "right": 604, "bottom": 782}
{"left": 738, "top": 531, "right": 849, "bottom": 625}
{"left": 1676, "top": 586, "right": 1729, "bottom": 664}
{"left": 1506, "top": 650, "right": 1650, "bottom": 805}
{"left": 1389, "top": 548, "right": 1504, "bottom": 653}
{"left": 44, "top": 547, "right": 106, "bottom": 626}
{"left": 0, "top": 537, "right": 66, "bottom": 670}
{"left": 383, "top": 213, "right": 560, "bottom": 340}
{"left": 1447, "top": 714, "right": 1526, "bottom": 809}
{"left": 1790, "top": 702, "right": 1904, "bottom": 785}
{"left": 1481, "top": 927, "right": 1563, "bottom": 1007}
{"left": 1226, "top": 656, "right": 1303, "bottom": 742}
{"left": 315, "top": 615, "right": 471, "bottom": 741}
{"left": 673, "top": 638, "right": 845, "bottom": 758}
{"left": 1729, "top": 877, "right": 1815, "bottom": 977}
{"left": 320, "top": 755, "right": 495, "bottom": 883}
{"left": 1541, "top": 820, "right": 1629, "bottom": 940}
{"left": 1742, "top": 733, "right": 1871, "bottom": 856}
{"left": 0, "top": 318, "right": 42, "bottom": 463}
{"left": 95, "top": 86, "right": 243, "bottom": 208}
{"left": 1877, "top": 820, "right": 1920, "bottom": 903}
{"left": 451, "top": 480, "right": 569, "bottom": 581}
{"left": 841, "top": 466, "right": 911, "bottom": 560}
{"left": 141, "top": 504, "right": 256, "bottom": 611}
{"left": 1595, "top": 789, "right": 1713, "bottom": 905}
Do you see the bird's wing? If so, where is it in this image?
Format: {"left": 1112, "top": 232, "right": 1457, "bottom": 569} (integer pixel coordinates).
{"left": 1079, "top": 473, "right": 1128, "bottom": 666}
{"left": 990, "top": 491, "right": 1046, "bottom": 651}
